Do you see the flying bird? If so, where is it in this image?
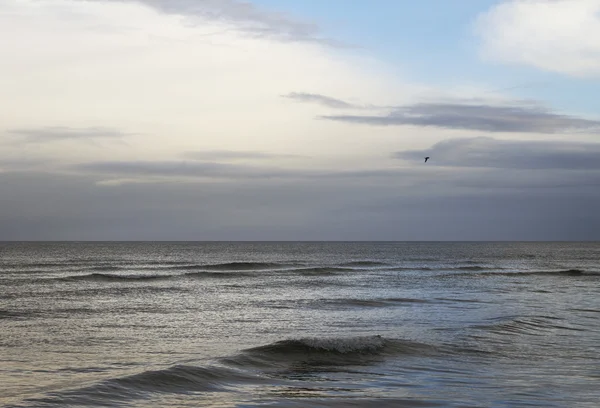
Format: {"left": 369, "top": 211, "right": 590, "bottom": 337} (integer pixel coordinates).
{"left": 424, "top": 157, "right": 430, "bottom": 163}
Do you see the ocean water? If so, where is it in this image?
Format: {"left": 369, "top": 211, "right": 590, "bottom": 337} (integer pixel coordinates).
{"left": 1, "top": 241, "right": 599, "bottom": 408}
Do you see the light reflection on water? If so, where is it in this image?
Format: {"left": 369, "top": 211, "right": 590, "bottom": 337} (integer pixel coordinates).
{"left": 1, "top": 242, "right": 599, "bottom": 407}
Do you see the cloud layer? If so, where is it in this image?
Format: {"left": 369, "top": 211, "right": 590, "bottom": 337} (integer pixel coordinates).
{"left": 182, "top": 150, "right": 301, "bottom": 161}
{"left": 2, "top": 169, "right": 599, "bottom": 240}
{"left": 285, "top": 92, "right": 600, "bottom": 133}
{"left": 7, "top": 126, "right": 128, "bottom": 143}
{"left": 395, "top": 137, "right": 600, "bottom": 170}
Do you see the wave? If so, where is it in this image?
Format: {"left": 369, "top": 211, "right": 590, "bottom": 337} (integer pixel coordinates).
{"left": 454, "top": 266, "right": 487, "bottom": 271}
{"left": 183, "top": 271, "right": 253, "bottom": 279}
{"left": 340, "top": 261, "right": 389, "bottom": 267}
{"left": 291, "top": 267, "right": 356, "bottom": 276}
{"left": 313, "top": 297, "right": 429, "bottom": 309}
{"left": 88, "top": 265, "right": 124, "bottom": 272}
{"left": 184, "top": 262, "right": 294, "bottom": 271}
{"left": 551, "top": 269, "right": 595, "bottom": 276}
{"left": 454, "top": 268, "right": 597, "bottom": 278}
{"left": 514, "top": 268, "right": 597, "bottom": 277}
{"left": 222, "top": 335, "right": 439, "bottom": 369}
{"left": 59, "top": 273, "right": 173, "bottom": 282}
{"left": 474, "top": 315, "right": 585, "bottom": 336}
{"left": 0, "top": 309, "right": 37, "bottom": 320}
{"left": 250, "top": 335, "right": 390, "bottom": 354}
{"left": 29, "top": 364, "right": 262, "bottom": 406}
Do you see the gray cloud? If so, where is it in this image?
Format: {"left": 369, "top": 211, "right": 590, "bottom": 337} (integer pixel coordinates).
{"left": 1, "top": 170, "right": 599, "bottom": 240}
{"left": 95, "top": 0, "right": 340, "bottom": 46}
{"left": 7, "top": 126, "right": 128, "bottom": 143}
{"left": 321, "top": 101, "right": 600, "bottom": 133}
{"left": 282, "top": 92, "right": 357, "bottom": 109}
{"left": 72, "top": 159, "right": 468, "bottom": 183}
{"left": 68, "top": 155, "right": 600, "bottom": 203}
{"left": 395, "top": 137, "right": 600, "bottom": 170}
{"left": 0, "top": 157, "right": 54, "bottom": 170}
{"left": 182, "top": 150, "right": 302, "bottom": 161}
{"left": 73, "top": 160, "right": 305, "bottom": 180}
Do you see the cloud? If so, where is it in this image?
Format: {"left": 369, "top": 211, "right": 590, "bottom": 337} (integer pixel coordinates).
{"left": 1, "top": 0, "right": 395, "bottom": 163}
{"left": 395, "top": 136, "right": 600, "bottom": 170}
{"left": 475, "top": 0, "right": 600, "bottom": 77}
{"left": 73, "top": 160, "right": 305, "bottom": 180}
{"left": 0, "top": 157, "right": 54, "bottom": 171}
{"left": 182, "top": 150, "right": 302, "bottom": 161}
{"left": 7, "top": 126, "right": 128, "bottom": 143}
{"left": 321, "top": 101, "right": 600, "bottom": 133}
{"left": 2, "top": 170, "right": 600, "bottom": 240}
{"left": 282, "top": 92, "right": 358, "bottom": 109}
{"left": 92, "top": 0, "right": 339, "bottom": 46}
{"left": 71, "top": 160, "right": 421, "bottom": 183}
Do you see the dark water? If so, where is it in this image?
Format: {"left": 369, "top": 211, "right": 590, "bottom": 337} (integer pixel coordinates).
{"left": 1, "top": 242, "right": 599, "bottom": 407}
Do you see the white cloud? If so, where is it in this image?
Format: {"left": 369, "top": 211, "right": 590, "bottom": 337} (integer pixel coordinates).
{"left": 0, "top": 0, "right": 427, "bottom": 169}
{"left": 476, "top": 0, "right": 600, "bottom": 77}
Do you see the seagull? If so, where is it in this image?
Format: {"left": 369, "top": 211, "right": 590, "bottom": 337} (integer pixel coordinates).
{"left": 424, "top": 157, "right": 430, "bottom": 163}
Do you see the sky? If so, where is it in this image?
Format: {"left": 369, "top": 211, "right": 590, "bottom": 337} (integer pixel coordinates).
{"left": 1, "top": 0, "right": 600, "bottom": 241}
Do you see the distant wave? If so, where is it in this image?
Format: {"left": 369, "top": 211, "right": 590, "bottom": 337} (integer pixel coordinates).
{"left": 0, "top": 309, "right": 37, "bottom": 320}
{"left": 387, "top": 267, "right": 433, "bottom": 271}
{"left": 340, "top": 261, "right": 389, "bottom": 267}
{"left": 312, "top": 297, "right": 429, "bottom": 309}
{"left": 389, "top": 265, "right": 503, "bottom": 272}
{"left": 474, "top": 315, "right": 585, "bottom": 336}
{"left": 291, "top": 267, "right": 356, "bottom": 276}
{"left": 515, "top": 268, "right": 596, "bottom": 277}
{"left": 144, "top": 260, "right": 195, "bottom": 266}
{"left": 552, "top": 269, "right": 594, "bottom": 276}
{"left": 453, "top": 268, "right": 597, "bottom": 278}
{"left": 176, "top": 262, "right": 294, "bottom": 271}
{"left": 183, "top": 271, "right": 253, "bottom": 279}
{"left": 454, "top": 266, "right": 487, "bottom": 271}
{"left": 59, "top": 273, "right": 173, "bottom": 282}
{"left": 88, "top": 265, "right": 124, "bottom": 272}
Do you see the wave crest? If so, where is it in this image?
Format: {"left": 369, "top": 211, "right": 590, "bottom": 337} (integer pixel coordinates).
{"left": 251, "top": 335, "right": 388, "bottom": 355}
{"left": 221, "top": 335, "right": 439, "bottom": 370}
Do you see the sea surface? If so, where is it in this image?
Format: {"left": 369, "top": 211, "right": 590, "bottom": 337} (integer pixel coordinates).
{"left": 1, "top": 242, "right": 599, "bottom": 407}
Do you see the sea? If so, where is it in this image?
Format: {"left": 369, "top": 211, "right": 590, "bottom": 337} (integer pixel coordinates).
{"left": 1, "top": 242, "right": 599, "bottom": 407}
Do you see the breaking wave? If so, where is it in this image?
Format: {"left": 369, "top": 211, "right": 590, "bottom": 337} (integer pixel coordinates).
{"left": 222, "top": 335, "right": 440, "bottom": 369}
